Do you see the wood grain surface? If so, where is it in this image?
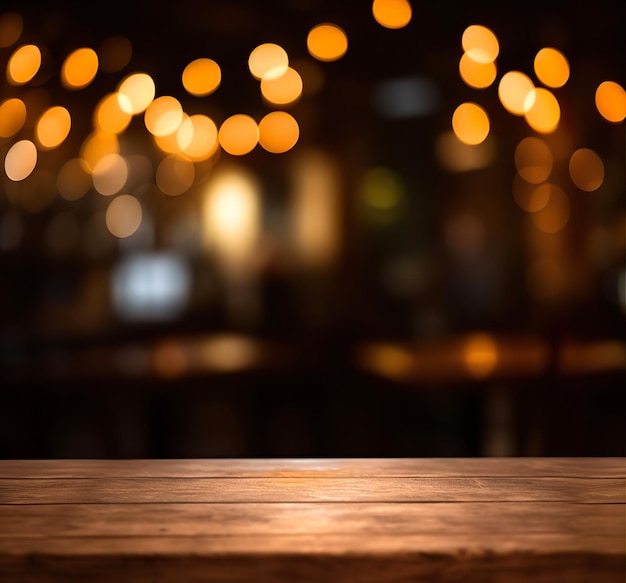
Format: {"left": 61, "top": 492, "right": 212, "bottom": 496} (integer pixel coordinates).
{"left": 0, "top": 458, "right": 623, "bottom": 582}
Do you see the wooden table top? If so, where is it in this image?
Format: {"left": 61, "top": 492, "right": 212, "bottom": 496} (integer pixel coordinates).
{"left": 0, "top": 458, "right": 624, "bottom": 582}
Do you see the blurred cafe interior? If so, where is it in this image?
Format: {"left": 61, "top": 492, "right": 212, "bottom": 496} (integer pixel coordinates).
{"left": 0, "top": 0, "right": 624, "bottom": 459}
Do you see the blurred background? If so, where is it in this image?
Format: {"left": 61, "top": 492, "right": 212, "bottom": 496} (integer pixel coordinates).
{"left": 0, "top": 0, "right": 624, "bottom": 459}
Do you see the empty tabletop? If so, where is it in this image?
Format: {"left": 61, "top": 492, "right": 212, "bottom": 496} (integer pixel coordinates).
{"left": 0, "top": 457, "right": 624, "bottom": 582}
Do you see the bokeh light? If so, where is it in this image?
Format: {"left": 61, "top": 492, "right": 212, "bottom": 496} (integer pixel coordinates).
{"left": 306, "top": 23, "right": 348, "bottom": 61}
{"left": 144, "top": 95, "right": 184, "bottom": 136}
{"left": 248, "top": 43, "right": 289, "bottom": 80}
{"left": 202, "top": 166, "right": 261, "bottom": 266}
{"left": 291, "top": 149, "right": 341, "bottom": 267}
{"left": 177, "top": 114, "right": 219, "bottom": 161}
{"left": 595, "top": 81, "right": 626, "bottom": 123}
{"left": 524, "top": 87, "right": 560, "bottom": 133}
{"left": 92, "top": 153, "right": 128, "bottom": 196}
{"left": 0, "top": 12, "right": 23, "bottom": 48}
{"left": 4, "top": 140, "right": 37, "bottom": 181}
{"left": 463, "top": 333, "right": 498, "bottom": 379}
{"left": 106, "top": 194, "right": 142, "bottom": 238}
{"left": 461, "top": 24, "right": 499, "bottom": 63}
{"left": 258, "top": 111, "right": 300, "bottom": 153}
{"left": 80, "top": 131, "right": 120, "bottom": 173}
{"left": 117, "top": 72, "right": 155, "bottom": 114}
{"left": 452, "top": 102, "right": 490, "bottom": 145}
{"left": 182, "top": 58, "right": 221, "bottom": 96}
{"left": 0, "top": 97, "right": 26, "bottom": 137}
{"left": 218, "top": 114, "right": 259, "bottom": 156}
{"left": 61, "top": 47, "right": 99, "bottom": 89}
{"left": 459, "top": 53, "right": 497, "bottom": 89}
{"left": 525, "top": 183, "right": 553, "bottom": 213}
{"left": 35, "top": 106, "right": 71, "bottom": 149}
{"left": 7, "top": 43, "right": 41, "bottom": 85}
{"left": 154, "top": 114, "right": 189, "bottom": 155}
{"left": 260, "top": 66, "right": 303, "bottom": 105}
{"left": 569, "top": 148, "right": 605, "bottom": 191}
{"left": 498, "top": 71, "right": 535, "bottom": 115}
{"left": 372, "top": 0, "right": 412, "bottom": 29}
{"left": 533, "top": 47, "right": 569, "bottom": 88}
{"left": 57, "top": 158, "right": 92, "bottom": 201}
{"left": 361, "top": 166, "right": 405, "bottom": 223}
{"left": 94, "top": 92, "right": 133, "bottom": 134}
{"left": 514, "top": 137, "right": 553, "bottom": 184}
{"left": 530, "top": 183, "right": 570, "bottom": 233}
{"left": 156, "top": 154, "right": 195, "bottom": 196}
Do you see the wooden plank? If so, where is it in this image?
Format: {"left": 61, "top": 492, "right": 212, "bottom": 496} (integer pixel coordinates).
{"left": 0, "top": 502, "right": 622, "bottom": 538}
{"left": 0, "top": 532, "right": 622, "bottom": 556}
{"left": 0, "top": 543, "right": 623, "bottom": 583}
{"left": 0, "top": 477, "right": 622, "bottom": 504}
{"left": 0, "top": 457, "right": 623, "bottom": 479}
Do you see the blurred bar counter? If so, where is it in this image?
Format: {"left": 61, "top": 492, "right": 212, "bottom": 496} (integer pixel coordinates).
{"left": 1, "top": 331, "right": 624, "bottom": 459}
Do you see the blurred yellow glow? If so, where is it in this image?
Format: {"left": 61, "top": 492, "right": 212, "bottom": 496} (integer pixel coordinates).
{"left": 92, "top": 153, "right": 128, "bottom": 196}
{"left": 260, "top": 66, "right": 303, "bottom": 105}
{"left": 463, "top": 333, "right": 498, "bottom": 379}
{"left": 7, "top": 44, "right": 41, "bottom": 85}
{"left": 291, "top": 149, "right": 340, "bottom": 267}
{"left": 94, "top": 92, "right": 132, "bottom": 134}
{"left": 435, "top": 131, "right": 496, "bottom": 172}
{"left": 106, "top": 194, "right": 142, "bottom": 238}
{"left": 0, "top": 12, "right": 22, "bottom": 48}
{"left": 307, "top": 23, "right": 348, "bottom": 61}
{"left": 35, "top": 106, "right": 71, "bottom": 149}
{"left": 202, "top": 166, "right": 261, "bottom": 267}
{"left": 524, "top": 87, "right": 560, "bottom": 133}
{"left": 61, "top": 47, "right": 98, "bottom": 89}
{"left": 569, "top": 148, "right": 605, "bottom": 191}
{"left": 530, "top": 183, "right": 570, "bottom": 233}
{"left": 0, "top": 97, "right": 26, "bottom": 137}
{"left": 533, "top": 47, "right": 569, "bottom": 88}
{"left": 459, "top": 53, "right": 497, "bottom": 89}
{"left": 57, "top": 158, "right": 91, "bottom": 201}
{"left": 361, "top": 166, "right": 405, "bottom": 216}
{"left": 117, "top": 72, "right": 155, "bottom": 114}
{"left": 358, "top": 343, "right": 414, "bottom": 380}
{"left": 178, "top": 114, "right": 219, "bottom": 161}
{"left": 219, "top": 114, "right": 259, "bottom": 156}
{"left": 461, "top": 24, "right": 499, "bottom": 63}
{"left": 258, "top": 111, "right": 299, "bottom": 153}
{"left": 4, "top": 140, "right": 37, "bottom": 181}
{"left": 514, "top": 137, "right": 553, "bottom": 184}
{"left": 248, "top": 43, "right": 289, "bottom": 80}
{"left": 80, "top": 131, "right": 120, "bottom": 173}
{"left": 372, "top": 0, "right": 412, "bottom": 29}
{"left": 98, "top": 36, "right": 132, "bottom": 73}
{"left": 193, "top": 335, "right": 261, "bottom": 374}
{"left": 595, "top": 81, "right": 626, "bottom": 123}
{"left": 452, "top": 102, "right": 490, "bottom": 145}
{"left": 498, "top": 71, "right": 535, "bottom": 115}
{"left": 144, "top": 95, "right": 183, "bottom": 136}
{"left": 182, "top": 58, "right": 221, "bottom": 96}
{"left": 156, "top": 154, "right": 195, "bottom": 196}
